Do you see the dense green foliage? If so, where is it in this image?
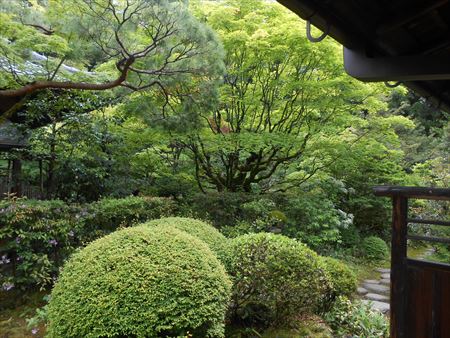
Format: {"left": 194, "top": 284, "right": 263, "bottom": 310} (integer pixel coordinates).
{"left": 0, "top": 199, "right": 79, "bottom": 291}
{"left": 324, "top": 296, "right": 389, "bottom": 337}
{"left": 361, "top": 236, "right": 390, "bottom": 261}
{"left": 46, "top": 226, "right": 231, "bottom": 338}
{"left": 84, "top": 196, "right": 176, "bottom": 234}
{"left": 144, "top": 217, "right": 229, "bottom": 263}
{"left": 321, "top": 257, "right": 357, "bottom": 299}
{"left": 0, "top": 196, "right": 175, "bottom": 290}
{"left": 227, "top": 233, "right": 331, "bottom": 327}
{"left": 0, "top": 0, "right": 448, "bottom": 335}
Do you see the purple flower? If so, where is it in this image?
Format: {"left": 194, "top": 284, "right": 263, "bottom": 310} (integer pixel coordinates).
{"left": 15, "top": 237, "right": 21, "bottom": 244}
{"left": 48, "top": 239, "right": 58, "bottom": 246}
{"left": 31, "top": 328, "right": 39, "bottom": 335}
{"left": 2, "top": 282, "right": 14, "bottom": 291}
{"left": 0, "top": 255, "right": 10, "bottom": 265}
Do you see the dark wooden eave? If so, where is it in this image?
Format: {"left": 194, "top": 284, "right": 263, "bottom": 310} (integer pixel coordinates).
{"left": 278, "top": 0, "right": 450, "bottom": 113}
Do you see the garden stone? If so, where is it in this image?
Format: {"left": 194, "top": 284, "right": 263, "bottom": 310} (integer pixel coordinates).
{"left": 375, "top": 268, "right": 390, "bottom": 273}
{"left": 362, "top": 300, "right": 390, "bottom": 314}
{"left": 357, "top": 287, "right": 368, "bottom": 295}
{"left": 380, "top": 278, "right": 390, "bottom": 285}
{"left": 365, "top": 293, "right": 389, "bottom": 302}
{"left": 363, "top": 283, "right": 390, "bottom": 295}
{"left": 363, "top": 279, "right": 380, "bottom": 284}
{"left": 381, "top": 273, "right": 390, "bottom": 279}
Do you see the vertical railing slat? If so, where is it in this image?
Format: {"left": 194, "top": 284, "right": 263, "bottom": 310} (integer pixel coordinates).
{"left": 390, "top": 196, "right": 408, "bottom": 338}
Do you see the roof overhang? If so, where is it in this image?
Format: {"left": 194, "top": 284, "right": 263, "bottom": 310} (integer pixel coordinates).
{"left": 278, "top": 0, "right": 450, "bottom": 112}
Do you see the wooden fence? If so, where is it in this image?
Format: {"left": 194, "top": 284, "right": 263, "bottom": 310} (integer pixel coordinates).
{"left": 374, "top": 186, "right": 450, "bottom": 338}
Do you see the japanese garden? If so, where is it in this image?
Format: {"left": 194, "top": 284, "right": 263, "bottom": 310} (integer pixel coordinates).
{"left": 0, "top": 0, "right": 448, "bottom": 337}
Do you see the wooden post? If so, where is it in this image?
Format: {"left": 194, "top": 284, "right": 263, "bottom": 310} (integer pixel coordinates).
{"left": 39, "top": 159, "right": 44, "bottom": 198}
{"left": 10, "top": 159, "right": 22, "bottom": 197}
{"left": 6, "top": 159, "right": 11, "bottom": 190}
{"left": 390, "top": 196, "right": 408, "bottom": 338}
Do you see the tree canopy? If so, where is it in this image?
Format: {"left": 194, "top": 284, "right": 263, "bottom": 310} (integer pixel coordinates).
{"left": 0, "top": 0, "right": 224, "bottom": 122}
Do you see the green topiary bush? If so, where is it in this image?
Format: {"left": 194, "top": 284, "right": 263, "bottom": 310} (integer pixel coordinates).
{"left": 361, "top": 236, "right": 389, "bottom": 261}
{"left": 321, "top": 257, "right": 357, "bottom": 301}
{"left": 144, "top": 217, "right": 228, "bottom": 264}
{"left": 227, "top": 233, "right": 332, "bottom": 327}
{"left": 46, "top": 226, "right": 231, "bottom": 338}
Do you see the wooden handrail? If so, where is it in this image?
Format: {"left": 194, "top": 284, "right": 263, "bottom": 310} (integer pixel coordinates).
{"left": 373, "top": 186, "right": 450, "bottom": 200}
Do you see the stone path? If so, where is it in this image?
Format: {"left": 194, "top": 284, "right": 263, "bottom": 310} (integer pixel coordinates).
{"left": 356, "top": 247, "right": 436, "bottom": 314}
{"left": 357, "top": 268, "right": 391, "bottom": 314}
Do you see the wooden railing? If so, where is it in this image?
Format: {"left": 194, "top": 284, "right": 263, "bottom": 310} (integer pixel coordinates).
{"left": 0, "top": 176, "right": 43, "bottom": 200}
{"left": 374, "top": 186, "right": 450, "bottom": 338}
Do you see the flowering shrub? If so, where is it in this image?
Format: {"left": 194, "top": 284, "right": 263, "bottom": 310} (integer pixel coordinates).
{"left": 0, "top": 196, "right": 176, "bottom": 292}
{"left": 46, "top": 226, "right": 231, "bottom": 337}
{"left": 0, "top": 199, "right": 82, "bottom": 291}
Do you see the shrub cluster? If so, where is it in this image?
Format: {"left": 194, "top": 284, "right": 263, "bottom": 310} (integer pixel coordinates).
{"left": 361, "top": 236, "right": 389, "bottom": 261}
{"left": 46, "top": 225, "right": 231, "bottom": 338}
{"left": 19, "top": 213, "right": 359, "bottom": 335}
{"left": 0, "top": 196, "right": 176, "bottom": 291}
{"left": 324, "top": 296, "right": 389, "bottom": 337}
{"left": 227, "top": 233, "right": 332, "bottom": 327}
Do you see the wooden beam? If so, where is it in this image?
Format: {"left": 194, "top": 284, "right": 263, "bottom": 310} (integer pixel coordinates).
{"left": 373, "top": 186, "right": 450, "bottom": 200}
{"left": 376, "top": 0, "right": 449, "bottom": 35}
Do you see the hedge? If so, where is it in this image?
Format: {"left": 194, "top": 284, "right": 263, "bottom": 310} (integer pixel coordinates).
{"left": 0, "top": 196, "right": 176, "bottom": 292}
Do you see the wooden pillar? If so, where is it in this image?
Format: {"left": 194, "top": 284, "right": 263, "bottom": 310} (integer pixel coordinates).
{"left": 39, "top": 159, "right": 44, "bottom": 198}
{"left": 10, "top": 159, "right": 22, "bottom": 197}
{"left": 390, "top": 196, "right": 408, "bottom": 338}
{"left": 6, "top": 159, "right": 11, "bottom": 190}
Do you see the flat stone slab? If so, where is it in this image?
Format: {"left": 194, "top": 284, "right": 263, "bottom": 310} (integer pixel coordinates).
{"left": 363, "top": 283, "right": 390, "bottom": 295}
{"left": 365, "top": 293, "right": 389, "bottom": 302}
{"left": 380, "top": 278, "right": 390, "bottom": 285}
{"left": 357, "top": 287, "right": 368, "bottom": 295}
{"left": 363, "top": 279, "right": 380, "bottom": 284}
{"left": 375, "top": 268, "right": 390, "bottom": 273}
{"left": 381, "top": 273, "right": 390, "bottom": 279}
{"left": 362, "top": 300, "right": 390, "bottom": 314}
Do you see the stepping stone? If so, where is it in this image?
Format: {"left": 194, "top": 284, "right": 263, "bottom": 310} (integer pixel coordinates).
{"left": 381, "top": 273, "right": 390, "bottom": 279}
{"left": 380, "top": 278, "right": 390, "bottom": 285}
{"left": 357, "top": 287, "right": 368, "bottom": 295}
{"left": 363, "top": 279, "right": 380, "bottom": 284}
{"left": 365, "top": 293, "right": 389, "bottom": 302}
{"left": 363, "top": 283, "right": 390, "bottom": 295}
{"left": 362, "top": 300, "right": 390, "bottom": 314}
{"left": 375, "top": 268, "right": 390, "bottom": 273}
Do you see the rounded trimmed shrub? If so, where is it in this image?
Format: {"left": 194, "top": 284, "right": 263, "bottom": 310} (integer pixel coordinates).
{"left": 46, "top": 226, "right": 231, "bottom": 338}
{"left": 361, "top": 236, "right": 389, "bottom": 261}
{"left": 321, "top": 257, "right": 357, "bottom": 298}
{"left": 227, "top": 233, "right": 331, "bottom": 327}
{"left": 144, "top": 217, "right": 229, "bottom": 263}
